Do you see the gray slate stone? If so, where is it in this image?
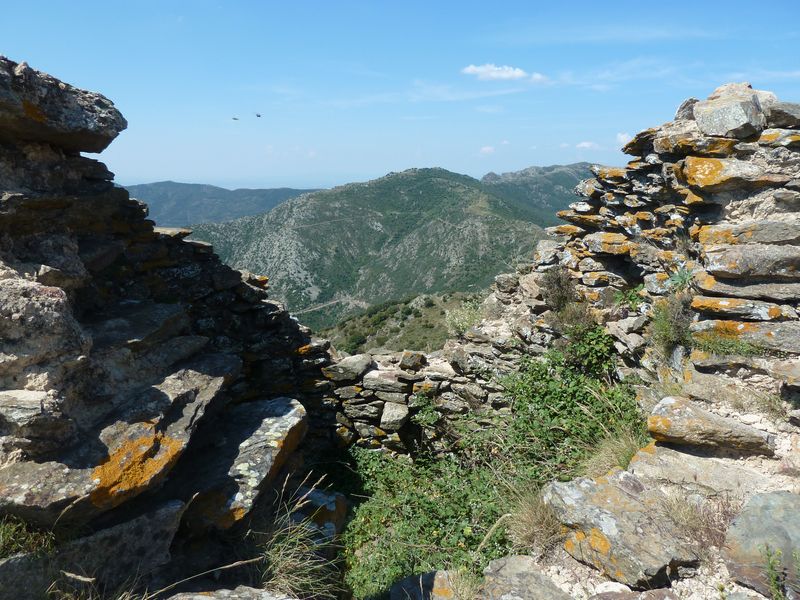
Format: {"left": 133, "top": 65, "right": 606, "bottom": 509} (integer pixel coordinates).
{"left": 703, "top": 243, "right": 800, "bottom": 280}
{"left": 482, "top": 556, "right": 570, "bottom": 599}
{"left": 723, "top": 491, "right": 800, "bottom": 597}
{"left": 693, "top": 86, "right": 766, "bottom": 138}
{"left": 766, "top": 102, "right": 800, "bottom": 129}
{"left": 0, "top": 56, "right": 127, "bottom": 152}
{"left": 543, "top": 470, "right": 698, "bottom": 588}
{"left": 321, "top": 353, "right": 373, "bottom": 382}
{"left": 380, "top": 402, "right": 409, "bottom": 431}
{"left": 690, "top": 319, "right": 800, "bottom": 355}
{"left": 390, "top": 570, "right": 456, "bottom": 600}
{"left": 648, "top": 397, "right": 774, "bottom": 455}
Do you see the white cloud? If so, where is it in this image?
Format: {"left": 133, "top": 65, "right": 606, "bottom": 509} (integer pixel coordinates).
{"left": 462, "top": 63, "right": 530, "bottom": 81}
{"left": 559, "top": 142, "right": 570, "bottom": 148}
{"left": 616, "top": 132, "right": 632, "bottom": 145}
{"left": 501, "top": 140, "right": 510, "bottom": 145}
{"left": 530, "top": 72, "right": 549, "bottom": 84}
{"left": 479, "top": 145, "right": 496, "bottom": 155}
{"left": 576, "top": 141, "right": 599, "bottom": 149}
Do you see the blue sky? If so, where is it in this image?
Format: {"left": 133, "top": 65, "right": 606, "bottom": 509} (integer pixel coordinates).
{"left": 4, "top": 1, "right": 800, "bottom": 188}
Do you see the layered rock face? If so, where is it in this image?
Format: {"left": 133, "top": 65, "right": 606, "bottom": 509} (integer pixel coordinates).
{"left": 0, "top": 57, "right": 337, "bottom": 597}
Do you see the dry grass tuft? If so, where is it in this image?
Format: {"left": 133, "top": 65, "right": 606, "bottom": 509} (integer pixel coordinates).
{"left": 446, "top": 568, "right": 483, "bottom": 600}
{"left": 660, "top": 492, "right": 743, "bottom": 561}
{"left": 581, "top": 430, "right": 647, "bottom": 478}
{"left": 506, "top": 487, "right": 563, "bottom": 560}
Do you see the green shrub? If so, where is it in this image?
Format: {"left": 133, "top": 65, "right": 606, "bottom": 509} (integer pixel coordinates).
{"left": 649, "top": 293, "right": 693, "bottom": 357}
{"left": 548, "top": 301, "right": 595, "bottom": 334}
{"left": 539, "top": 266, "right": 575, "bottom": 312}
{"left": 328, "top": 350, "right": 642, "bottom": 599}
{"left": 667, "top": 267, "right": 694, "bottom": 292}
{"left": 563, "top": 324, "right": 616, "bottom": 378}
{"left": 445, "top": 299, "right": 483, "bottom": 337}
{"left": 691, "top": 331, "right": 766, "bottom": 357}
{"left": 614, "top": 284, "right": 645, "bottom": 310}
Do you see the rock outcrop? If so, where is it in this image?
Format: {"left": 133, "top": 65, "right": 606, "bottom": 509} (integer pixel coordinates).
{"left": 0, "top": 57, "right": 337, "bottom": 598}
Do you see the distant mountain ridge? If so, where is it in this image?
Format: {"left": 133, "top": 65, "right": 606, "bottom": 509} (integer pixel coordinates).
{"left": 124, "top": 181, "right": 317, "bottom": 226}
{"left": 481, "top": 163, "right": 591, "bottom": 227}
{"left": 190, "top": 164, "right": 591, "bottom": 329}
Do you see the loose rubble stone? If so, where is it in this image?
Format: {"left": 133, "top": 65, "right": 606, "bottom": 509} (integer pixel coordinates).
{"left": 648, "top": 397, "right": 775, "bottom": 455}
{"left": 380, "top": 402, "right": 409, "bottom": 431}
{"left": 399, "top": 350, "right": 427, "bottom": 371}
{"left": 723, "top": 491, "right": 800, "bottom": 596}
{"left": 482, "top": 556, "right": 570, "bottom": 599}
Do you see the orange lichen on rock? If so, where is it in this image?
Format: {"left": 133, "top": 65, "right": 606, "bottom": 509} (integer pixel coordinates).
{"left": 89, "top": 430, "right": 184, "bottom": 509}
{"left": 697, "top": 225, "right": 739, "bottom": 245}
{"left": 647, "top": 415, "right": 673, "bottom": 437}
{"left": 189, "top": 491, "right": 249, "bottom": 530}
{"left": 681, "top": 157, "right": 726, "bottom": 188}
{"left": 691, "top": 296, "right": 745, "bottom": 312}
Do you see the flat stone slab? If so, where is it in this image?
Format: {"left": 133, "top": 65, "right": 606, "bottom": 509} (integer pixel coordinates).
{"left": 543, "top": 470, "right": 698, "bottom": 588}
{"left": 690, "top": 295, "right": 795, "bottom": 321}
{"left": 690, "top": 319, "right": 800, "bottom": 355}
{"left": 482, "top": 556, "right": 571, "bottom": 599}
{"left": 723, "top": 491, "right": 800, "bottom": 596}
{"left": 680, "top": 157, "right": 778, "bottom": 192}
{"left": 0, "top": 353, "right": 240, "bottom": 526}
{"left": 321, "top": 353, "right": 373, "bottom": 382}
{"left": 629, "top": 442, "right": 770, "bottom": 496}
{"left": 694, "top": 270, "right": 800, "bottom": 302}
{"left": 0, "top": 56, "right": 126, "bottom": 152}
{"left": 697, "top": 220, "right": 800, "bottom": 246}
{"left": 648, "top": 397, "right": 774, "bottom": 455}
{"left": 703, "top": 243, "right": 800, "bottom": 280}
{"left": 179, "top": 397, "right": 308, "bottom": 530}
{"left": 0, "top": 500, "right": 185, "bottom": 600}
{"left": 766, "top": 102, "right": 800, "bottom": 128}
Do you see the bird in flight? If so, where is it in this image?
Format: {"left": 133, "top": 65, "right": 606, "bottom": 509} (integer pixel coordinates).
{"left": 256, "top": 113, "right": 262, "bottom": 118}
{"left": 232, "top": 117, "right": 239, "bottom": 120}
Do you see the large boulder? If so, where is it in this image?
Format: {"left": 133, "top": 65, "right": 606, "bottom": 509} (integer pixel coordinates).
{"left": 543, "top": 470, "right": 698, "bottom": 588}
{"left": 0, "top": 56, "right": 127, "bottom": 152}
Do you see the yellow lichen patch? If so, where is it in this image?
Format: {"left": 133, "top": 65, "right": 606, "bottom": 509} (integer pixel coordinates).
{"left": 691, "top": 296, "right": 745, "bottom": 313}
{"left": 552, "top": 225, "right": 584, "bottom": 236}
{"left": 682, "top": 157, "right": 726, "bottom": 188}
{"left": 587, "top": 528, "right": 612, "bottom": 556}
{"left": 647, "top": 415, "right": 672, "bottom": 437}
{"left": 267, "top": 419, "right": 308, "bottom": 481}
{"left": 90, "top": 430, "right": 184, "bottom": 509}
{"left": 680, "top": 188, "right": 706, "bottom": 206}
{"left": 634, "top": 211, "right": 654, "bottom": 222}
{"left": 295, "top": 344, "right": 315, "bottom": 355}
{"left": 688, "top": 349, "right": 710, "bottom": 363}
{"left": 413, "top": 381, "right": 436, "bottom": 394}
{"left": 597, "top": 167, "right": 627, "bottom": 181}
{"left": 712, "top": 320, "right": 757, "bottom": 337}
{"left": 699, "top": 273, "right": 717, "bottom": 289}
{"left": 22, "top": 100, "right": 47, "bottom": 123}
{"left": 759, "top": 131, "right": 781, "bottom": 143}
{"left": 698, "top": 226, "right": 738, "bottom": 245}
{"left": 768, "top": 306, "right": 783, "bottom": 319}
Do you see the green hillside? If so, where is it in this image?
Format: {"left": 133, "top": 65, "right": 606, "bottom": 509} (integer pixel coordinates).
{"left": 125, "top": 181, "right": 316, "bottom": 227}
{"left": 191, "top": 165, "right": 589, "bottom": 329}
